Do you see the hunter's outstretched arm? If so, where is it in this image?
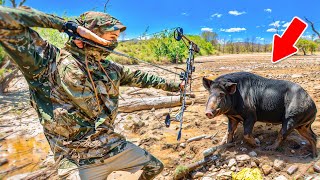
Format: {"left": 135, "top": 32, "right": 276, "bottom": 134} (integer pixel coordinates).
{"left": 0, "top": 6, "right": 64, "bottom": 29}
{"left": 120, "top": 65, "right": 180, "bottom": 92}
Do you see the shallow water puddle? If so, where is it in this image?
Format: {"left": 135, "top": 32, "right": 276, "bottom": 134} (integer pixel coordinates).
{"left": 0, "top": 133, "right": 50, "bottom": 178}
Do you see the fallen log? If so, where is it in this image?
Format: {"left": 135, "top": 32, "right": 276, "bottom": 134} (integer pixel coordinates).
{"left": 119, "top": 96, "right": 192, "bottom": 113}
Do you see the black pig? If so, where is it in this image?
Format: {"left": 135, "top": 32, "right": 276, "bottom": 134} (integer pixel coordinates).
{"left": 203, "top": 72, "right": 317, "bottom": 157}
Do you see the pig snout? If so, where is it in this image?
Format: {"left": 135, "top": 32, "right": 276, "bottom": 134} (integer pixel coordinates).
{"left": 205, "top": 111, "right": 214, "bottom": 118}
{"left": 205, "top": 108, "right": 220, "bottom": 119}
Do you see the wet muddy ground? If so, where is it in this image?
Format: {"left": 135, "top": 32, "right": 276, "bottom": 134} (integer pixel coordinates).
{"left": 0, "top": 53, "right": 319, "bottom": 179}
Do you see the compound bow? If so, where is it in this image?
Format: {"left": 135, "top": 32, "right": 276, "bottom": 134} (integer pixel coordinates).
{"left": 164, "top": 27, "right": 200, "bottom": 140}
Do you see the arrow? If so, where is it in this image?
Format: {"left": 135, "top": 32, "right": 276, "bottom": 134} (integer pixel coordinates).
{"left": 272, "top": 17, "right": 308, "bottom": 63}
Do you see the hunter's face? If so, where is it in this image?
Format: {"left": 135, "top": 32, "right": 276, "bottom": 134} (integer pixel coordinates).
{"left": 101, "top": 29, "right": 121, "bottom": 41}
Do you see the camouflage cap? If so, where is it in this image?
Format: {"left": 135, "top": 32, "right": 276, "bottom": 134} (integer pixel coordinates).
{"left": 76, "top": 11, "right": 126, "bottom": 34}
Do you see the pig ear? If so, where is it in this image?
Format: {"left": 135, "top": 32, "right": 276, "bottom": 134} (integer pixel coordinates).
{"left": 203, "top": 77, "right": 213, "bottom": 91}
{"left": 225, "top": 82, "right": 237, "bottom": 94}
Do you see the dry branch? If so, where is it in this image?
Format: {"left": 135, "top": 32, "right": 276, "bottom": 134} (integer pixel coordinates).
{"left": 0, "top": 162, "right": 31, "bottom": 174}
{"left": 173, "top": 143, "right": 235, "bottom": 180}
{"left": 166, "top": 92, "right": 196, "bottom": 98}
{"left": 0, "top": 131, "right": 18, "bottom": 141}
{"left": 305, "top": 17, "right": 320, "bottom": 39}
{"left": 0, "top": 68, "right": 19, "bottom": 93}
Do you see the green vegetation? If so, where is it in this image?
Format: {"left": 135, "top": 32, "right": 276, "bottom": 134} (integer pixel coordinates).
{"left": 33, "top": 27, "right": 68, "bottom": 48}
{"left": 0, "top": 68, "right": 7, "bottom": 78}
{"left": 110, "top": 29, "right": 216, "bottom": 64}
{"left": 173, "top": 165, "right": 188, "bottom": 178}
{"left": 296, "top": 38, "right": 319, "bottom": 55}
{"left": 0, "top": 46, "right": 6, "bottom": 65}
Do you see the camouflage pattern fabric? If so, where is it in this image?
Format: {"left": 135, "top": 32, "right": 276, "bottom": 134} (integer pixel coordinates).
{"left": 0, "top": 5, "right": 179, "bottom": 179}
{"left": 76, "top": 11, "right": 126, "bottom": 35}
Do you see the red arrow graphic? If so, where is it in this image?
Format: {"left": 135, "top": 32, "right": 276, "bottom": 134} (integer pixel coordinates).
{"left": 272, "top": 17, "right": 308, "bottom": 63}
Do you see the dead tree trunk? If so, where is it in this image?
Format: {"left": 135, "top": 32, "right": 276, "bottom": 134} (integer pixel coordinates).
{"left": 305, "top": 17, "right": 320, "bottom": 39}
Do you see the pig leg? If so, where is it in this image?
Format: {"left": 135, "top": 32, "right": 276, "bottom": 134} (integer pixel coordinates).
{"left": 265, "top": 128, "right": 288, "bottom": 151}
{"left": 296, "top": 120, "right": 318, "bottom": 158}
{"left": 243, "top": 115, "right": 259, "bottom": 147}
{"left": 265, "top": 118, "right": 296, "bottom": 151}
{"left": 227, "top": 117, "right": 240, "bottom": 143}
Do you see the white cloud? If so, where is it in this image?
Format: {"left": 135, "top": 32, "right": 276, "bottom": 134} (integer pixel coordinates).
{"left": 220, "top": 27, "right": 246, "bottom": 32}
{"left": 211, "top": 13, "right": 222, "bottom": 18}
{"left": 264, "top": 8, "right": 272, "bottom": 13}
{"left": 228, "top": 10, "right": 246, "bottom": 16}
{"left": 302, "top": 35, "right": 313, "bottom": 40}
{"left": 201, "top": 27, "right": 213, "bottom": 32}
{"left": 256, "top": 37, "right": 265, "bottom": 41}
{"left": 266, "top": 28, "right": 277, "bottom": 32}
{"left": 256, "top": 26, "right": 260, "bottom": 28}
{"left": 234, "top": 38, "right": 244, "bottom": 42}
{"left": 269, "top": 21, "right": 280, "bottom": 27}
{"left": 181, "top": 12, "right": 189, "bottom": 16}
{"left": 140, "top": 36, "right": 151, "bottom": 40}
{"left": 282, "top": 22, "right": 290, "bottom": 27}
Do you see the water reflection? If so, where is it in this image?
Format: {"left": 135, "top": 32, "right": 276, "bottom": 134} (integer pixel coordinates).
{"left": 0, "top": 134, "right": 50, "bottom": 178}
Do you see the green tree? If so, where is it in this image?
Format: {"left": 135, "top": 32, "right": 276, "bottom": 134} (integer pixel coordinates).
{"left": 296, "top": 38, "right": 319, "bottom": 55}
{"left": 309, "top": 41, "right": 318, "bottom": 54}
{"left": 296, "top": 39, "right": 309, "bottom": 55}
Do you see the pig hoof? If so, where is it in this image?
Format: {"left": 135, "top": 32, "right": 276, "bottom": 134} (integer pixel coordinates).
{"left": 245, "top": 139, "right": 260, "bottom": 147}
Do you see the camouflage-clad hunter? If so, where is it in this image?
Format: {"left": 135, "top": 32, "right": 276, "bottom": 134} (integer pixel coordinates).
{"left": 0, "top": 6, "right": 181, "bottom": 179}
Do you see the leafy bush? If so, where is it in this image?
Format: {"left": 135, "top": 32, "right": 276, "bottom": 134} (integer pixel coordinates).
{"left": 111, "top": 29, "right": 216, "bottom": 64}
{"left": 33, "top": 27, "right": 68, "bottom": 48}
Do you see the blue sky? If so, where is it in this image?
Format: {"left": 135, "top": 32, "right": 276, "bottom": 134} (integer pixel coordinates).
{"left": 5, "top": 0, "right": 320, "bottom": 43}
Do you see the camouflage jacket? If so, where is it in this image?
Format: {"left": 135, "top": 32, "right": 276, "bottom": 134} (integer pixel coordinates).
{"left": 0, "top": 6, "right": 180, "bottom": 164}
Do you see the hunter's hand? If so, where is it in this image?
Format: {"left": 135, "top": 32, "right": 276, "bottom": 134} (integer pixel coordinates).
{"left": 62, "top": 21, "right": 78, "bottom": 34}
{"left": 180, "top": 81, "right": 186, "bottom": 92}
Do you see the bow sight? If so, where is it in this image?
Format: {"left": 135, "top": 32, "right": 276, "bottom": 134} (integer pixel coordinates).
{"left": 165, "top": 27, "right": 200, "bottom": 141}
